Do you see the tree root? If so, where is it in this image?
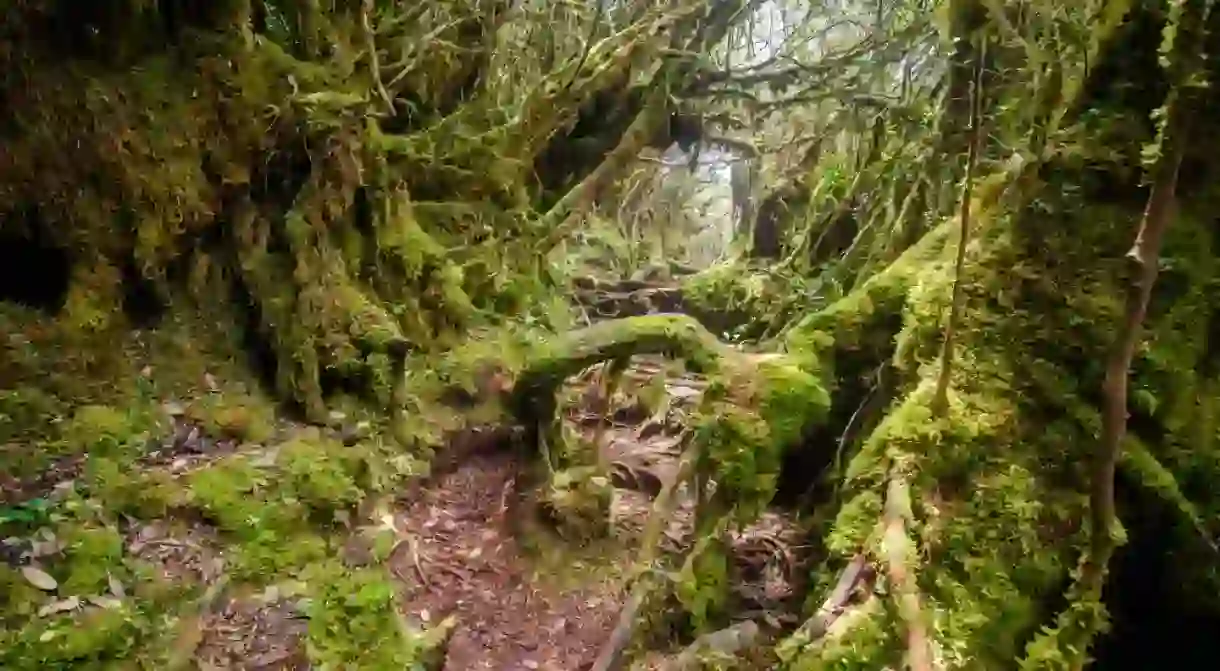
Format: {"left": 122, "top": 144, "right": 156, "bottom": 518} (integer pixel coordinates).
{"left": 883, "top": 471, "right": 938, "bottom": 671}
{"left": 784, "top": 553, "right": 874, "bottom": 647}
{"left": 592, "top": 445, "right": 696, "bottom": 671}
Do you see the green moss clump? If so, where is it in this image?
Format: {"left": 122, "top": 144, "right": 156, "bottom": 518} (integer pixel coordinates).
{"left": 83, "top": 456, "right": 184, "bottom": 518}
{"left": 0, "top": 513, "right": 191, "bottom": 670}
{"left": 185, "top": 393, "right": 277, "bottom": 444}
{"left": 180, "top": 427, "right": 427, "bottom": 583}
{"left": 57, "top": 523, "right": 127, "bottom": 596}
{"left": 302, "top": 561, "right": 433, "bottom": 669}
{"left": 60, "top": 404, "right": 164, "bottom": 460}
{"left": 276, "top": 434, "right": 363, "bottom": 515}
{"left": 694, "top": 356, "right": 830, "bottom": 523}
{"left": 186, "top": 457, "right": 287, "bottom": 537}
{"left": 1, "top": 604, "right": 147, "bottom": 670}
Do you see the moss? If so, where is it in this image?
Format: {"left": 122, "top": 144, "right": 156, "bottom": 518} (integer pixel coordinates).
{"left": 186, "top": 456, "right": 279, "bottom": 536}
{"left": 185, "top": 393, "right": 277, "bottom": 444}
{"left": 302, "top": 561, "right": 435, "bottom": 669}
{"left": 276, "top": 432, "right": 364, "bottom": 515}
{"left": 0, "top": 565, "right": 45, "bottom": 623}
{"left": 676, "top": 534, "right": 732, "bottom": 631}
{"left": 179, "top": 427, "right": 426, "bottom": 584}
{"left": 2, "top": 604, "right": 147, "bottom": 670}
{"left": 782, "top": 164, "right": 1220, "bottom": 666}
{"left": 60, "top": 404, "right": 164, "bottom": 459}
{"left": 0, "top": 513, "right": 191, "bottom": 671}
{"left": 230, "top": 531, "right": 334, "bottom": 582}
{"left": 693, "top": 356, "right": 830, "bottom": 523}
{"left": 57, "top": 523, "right": 127, "bottom": 596}
{"left": 540, "top": 465, "right": 615, "bottom": 542}
{"left": 784, "top": 599, "right": 903, "bottom": 670}
{"left": 83, "top": 457, "right": 184, "bottom": 518}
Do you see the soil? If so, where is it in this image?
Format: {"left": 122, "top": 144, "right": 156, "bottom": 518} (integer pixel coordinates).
{"left": 392, "top": 452, "right": 623, "bottom": 670}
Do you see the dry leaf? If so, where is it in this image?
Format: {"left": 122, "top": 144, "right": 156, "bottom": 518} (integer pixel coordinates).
{"left": 22, "top": 565, "right": 58, "bottom": 591}
{"left": 37, "top": 596, "right": 80, "bottom": 616}
{"left": 108, "top": 573, "right": 126, "bottom": 598}
{"left": 88, "top": 595, "right": 123, "bottom": 610}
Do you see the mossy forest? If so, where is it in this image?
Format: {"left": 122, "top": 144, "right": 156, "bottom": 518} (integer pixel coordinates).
{"left": 2, "top": 0, "right": 1219, "bottom": 668}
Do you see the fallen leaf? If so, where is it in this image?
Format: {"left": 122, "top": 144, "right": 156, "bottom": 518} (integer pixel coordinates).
{"left": 22, "top": 565, "right": 58, "bottom": 591}
{"left": 108, "top": 573, "right": 126, "bottom": 598}
{"left": 88, "top": 595, "right": 123, "bottom": 610}
{"left": 37, "top": 596, "right": 80, "bottom": 616}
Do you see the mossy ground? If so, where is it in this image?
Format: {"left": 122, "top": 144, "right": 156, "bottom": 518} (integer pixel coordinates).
{"left": 0, "top": 305, "right": 460, "bottom": 669}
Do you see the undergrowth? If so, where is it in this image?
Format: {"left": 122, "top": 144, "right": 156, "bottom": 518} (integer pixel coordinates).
{"left": 0, "top": 305, "right": 480, "bottom": 668}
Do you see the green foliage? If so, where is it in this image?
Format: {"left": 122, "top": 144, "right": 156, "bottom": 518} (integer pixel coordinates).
{"left": 56, "top": 524, "right": 127, "bottom": 596}
{"left": 277, "top": 435, "right": 364, "bottom": 514}
{"left": 782, "top": 598, "right": 903, "bottom": 671}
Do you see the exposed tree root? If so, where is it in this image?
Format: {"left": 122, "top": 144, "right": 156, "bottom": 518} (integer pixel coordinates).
{"left": 882, "top": 470, "right": 938, "bottom": 671}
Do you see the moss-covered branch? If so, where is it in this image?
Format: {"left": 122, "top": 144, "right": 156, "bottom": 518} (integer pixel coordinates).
{"left": 507, "top": 314, "right": 726, "bottom": 428}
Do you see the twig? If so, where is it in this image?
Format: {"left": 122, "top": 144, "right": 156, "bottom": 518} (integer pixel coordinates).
{"left": 361, "top": 0, "right": 395, "bottom": 115}
{"left": 1084, "top": 0, "right": 1207, "bottom": 606}
{"left": 563, "top": 0, "right": 608, "bottom": 94}
{"left": 389, "top": 534, "right": 429, "bottom": 586}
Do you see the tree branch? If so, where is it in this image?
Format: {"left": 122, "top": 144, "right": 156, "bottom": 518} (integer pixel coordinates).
{"left": 932, "top": 33, "right": 985, "bottom": 416}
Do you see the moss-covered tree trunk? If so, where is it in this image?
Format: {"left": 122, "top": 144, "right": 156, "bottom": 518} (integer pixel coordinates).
{"left": 776, "top": 3, "right": 1220, "bottom": 667}
{"left": 0, "top": 0, "right": 754, "bottom": 427}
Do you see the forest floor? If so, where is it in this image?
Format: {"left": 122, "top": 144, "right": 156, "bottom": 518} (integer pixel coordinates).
{"left": 1, "top": 331, "right": 810, "bottom": 669}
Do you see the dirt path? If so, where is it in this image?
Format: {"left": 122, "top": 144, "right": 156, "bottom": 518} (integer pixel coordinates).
{"left": 393, "top": 452, "right": 623, "bottom": 670}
